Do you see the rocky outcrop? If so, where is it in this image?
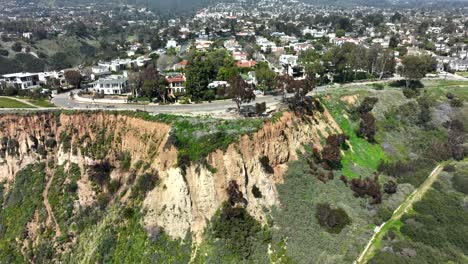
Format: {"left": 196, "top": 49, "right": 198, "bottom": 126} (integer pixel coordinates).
{"left": 0, "top": 109, "right": 341, "bottom": 243}
{"left": 143, "top": 111, "right": 342, "bottom": 242}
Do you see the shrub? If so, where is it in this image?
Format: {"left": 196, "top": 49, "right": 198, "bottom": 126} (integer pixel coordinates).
{"left": 0, "top": 49, "right": 8, "bottom": 57}
{"left": 402, "top": 87, "right": 420, "bottom": 99}
{"left": 443, "top": 164, "right": 456, "bottom": 172}
{"left": 88, "top": 161, "right": 112, "bottom": 187}
{"left": 450, "top": 98, "right": 463, "bottom": 108}
{"left": 383, "top": 181, "right": 397, "bottom": 194}
{"left": 11, "top": 42, "right": 22, "bottom": 52}
{"left": 358, "top": 113, "right": 377, "bottom": 142}
{"left": 211, "top": 204, "right": 267, "bottom": 260}
{"left": 321, "top": 144, "right": 341, "bottom": 170}
{"left": 326, "top": 134, "right": 349, "bottom": 150}
{"left": 372, "top": 83, "right": 384, "bottom": 90}
{"left": 259, "top": 156, "right": 274, "bottom": 174}
{"left": 315, "top": 203, "right": 351, "bottom": 234}
{"left": 227, "top": 180, "right": 246, "bottom": 206}
{"left": 357, "top": 97, "right": 379, "bottom": 114}
{"left": 251, "top": 185, "right": 262, "bottom": 198}
{"left": 451, "top": 173, "right": 468, "bottom": 195}
{"left": 131, "top": 172, "right": 159, "bottom": 198}
{"left": 350, "top": 175, "right": 382, "bottom": 204}
{"left": 389, "top": 80, "right": 424, "bottom": 88}
{"left": 255, "top": 102, "right": 267, "bottom": 116}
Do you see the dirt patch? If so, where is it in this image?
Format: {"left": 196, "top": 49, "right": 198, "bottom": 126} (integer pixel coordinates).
{"left": 340, "top": 95, "right": 359, "bottom": 105}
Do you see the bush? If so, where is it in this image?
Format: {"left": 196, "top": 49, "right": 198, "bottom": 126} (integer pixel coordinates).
{"left": 383, "top": 181, "right": 397, "bottom": 194}
{"left": 451, "top": 173, "right": 468, "bottom": 195}
{"left": 211, "top": 204, "right": 267, "bottom": 259}
{"left": 131, "top": 172, "right": 159, "bottom": 198}
{"left": 259, "top": 156, "right": 274, "bottom": 174}
{"left": 255, "top": 102, "right": 267, "bottom": 116}
{"left": 88, "top": 161, "right": 112, "bottom": 187}
{"left": 402, "top": 87, "right": 420, "bottom": 99}
{"left": 0, "top": 49, "right": 8, "bottom": 57}
{"left": 450, "top": 98, "right": 463, "bottom": 108}
{"left": 11, "top": 42, "right": 22, "bottom": 52}
{"left": 227, "top": 180, "right": 246, "bottom": 206}
{"left": 321, "top": 144, "right": 342, "bottom": 170}
{"left": 372, "top": 83, "right": 384, "bottom": 90}
{"left": 315, "top": 203, "right": 351, "bottom": 234}
{"left": 350, "top": 175, "right": 382, "bottom": 204}
{"left": 389, "top": 80, "right": 424, "bottom": 88}
{"left": 251, "top": 185, "right": 262, "bottom": 198}
{"left": 358, "top": 113, "right": 377, "bottom": 142}
{"left": 357, "top": 97, "right": 379, "bottom": 114}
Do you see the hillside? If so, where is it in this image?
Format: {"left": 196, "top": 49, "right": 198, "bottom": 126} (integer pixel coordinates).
{"left": 0, "top": 80, "right": 466, "bottom": 262}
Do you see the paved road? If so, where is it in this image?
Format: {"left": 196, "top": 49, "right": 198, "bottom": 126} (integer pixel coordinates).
{"left": 356, "top": 164, "right": 445, "bottom": 264}
{"left": 51, "top": 92, "right": 284, "bottom": 114}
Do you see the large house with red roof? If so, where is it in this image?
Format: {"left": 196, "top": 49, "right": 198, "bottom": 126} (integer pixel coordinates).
{"left": 166, "top": 74, "right": 186, "bottom": 93}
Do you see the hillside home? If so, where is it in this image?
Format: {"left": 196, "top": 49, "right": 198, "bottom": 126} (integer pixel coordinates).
{"left": 2, "top": 72, "right": 40, "bottom": 89}
{"left": 91, "top": 75, "right": 129, "bottom": 95}
{"left": 166, "top": 74, "right": 186, "bottom": 93}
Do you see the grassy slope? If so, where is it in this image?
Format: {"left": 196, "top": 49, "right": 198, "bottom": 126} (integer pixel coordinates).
{"left": 369, "top": 161, "right": 468, "bottom": 264}
{"left": 320, "top": 90, "right": 387, "bottom": 178}
{"left": 0, "top": 97, "right": 36, "bottom": 108}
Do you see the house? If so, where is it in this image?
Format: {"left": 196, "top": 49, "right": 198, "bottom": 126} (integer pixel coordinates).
{"left": 38, "top": 71, "right": 66, "bottom": 86}
{"left": 279, "top": 55, "right": 298, "bottom": 66}
{"left": 91, "top": 75, "right": 129, "bottom": 95}
{"left": 166, "top": 39, "right": 180, "bottom": 50}
{"left": 173, "top": 60, "right": 188, "bottom": 71}
{"left": 208, "top": 81, "right": 229, "bottom": 89}
{"left": 195, "top": 39, "right": 213, "bottom": 51}
{"left": 449, "top": 59, "right": 468, "bottom": 71}
{"left": 2, "top": 72, "right": 41, "bottom": 89}
{"left": 166, "top": 74, "right": 186, "bottom": 93}
{"left": 236, "top": 59, "right": 257, "bottom": 68}
{"left": 256, "top": 37, "right": 277, "bottom": 52}
{"left": 232, "top": 51, "right": 248, "bottom": 61}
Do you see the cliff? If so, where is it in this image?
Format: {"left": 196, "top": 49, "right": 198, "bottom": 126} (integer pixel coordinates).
{"left": 0, "top": 109, "right": 341, "bottom": 242}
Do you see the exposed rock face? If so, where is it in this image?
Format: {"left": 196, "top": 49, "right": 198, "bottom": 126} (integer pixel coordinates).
{"left": 143, "top": 111, "right": 342, "bottom": 241}
{"left": 0, "top": 110, "right": 341, "bottom": 242}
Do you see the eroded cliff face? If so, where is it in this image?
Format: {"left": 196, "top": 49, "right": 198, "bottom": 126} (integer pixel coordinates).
{"left": 0, "top": 110, "right": 341, "bottom": 243}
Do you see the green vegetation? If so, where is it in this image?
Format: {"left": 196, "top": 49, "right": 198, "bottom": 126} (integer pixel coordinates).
{"left": 195, "top": 204, "right": 271, "bottom": 263}
{"left": 65, "top": 205, "right": 192, "bottom": 263}
{"left": 0, "top": 163, "right": 46, "bottom": 262}
{"left": 321, "top": 94, "right": 386, "bottom": 178}
{"left": 27, "top": 98, "right": 56, "bottom": 108}
{"left": 121, "top": 112, "right": 265, "bottom": 163}
{"left": 370, "top": 162, "right": 468, "bottom": 263}
{"left": 271, "top": 158, "right": 374, "bottom": 263}
{"left": 0, "top": 97, "right": 35, "bottom": 108}
{"left": 48, "top": 163, "right": 81, "bottom": 232}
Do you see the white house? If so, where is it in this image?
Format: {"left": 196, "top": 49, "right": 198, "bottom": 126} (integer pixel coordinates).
{"left": 2, "top": 72, "right": 41, "bottom": 89}
{"left": 450, "top": 59, "right": 468, "bottom": 71}
{"left": 91, "top": 75, "right": 129, "bottom": 95}
{"left": 279, "top": 55, "right": 298, "bottom": 66}
{"left": 166, "top": 74, "right": 186, "bottom": 93}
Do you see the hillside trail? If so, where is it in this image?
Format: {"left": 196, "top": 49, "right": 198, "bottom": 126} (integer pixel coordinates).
{"left": 43, "top": 164, "right": 62, "bottom": 238}
{"left": 356, "top": 164, "right": 444, "bottom": 264}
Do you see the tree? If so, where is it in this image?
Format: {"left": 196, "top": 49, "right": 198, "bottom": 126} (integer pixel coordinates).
{"left": 358, "top": 112, "right": 377, "bottom": 142}
{"left": 228, "top": 75, "right": 255, "bottom": 113}
{"left": 399, "top": 55, "right": 436, "bottom": 87}
{"left": 139, "top": 68, "right": 169, "bottom": 103}
{"left": 335, "top": 29, "right": 346, "bottom": 38}
{"left": 255, "top": 62, "right": 276, "bottom": 94}
{"left": 64, "top": 70, "right": 82, "bottom": 89}
{"left": 11, "top": 42, "right": 22, "bottom": 52}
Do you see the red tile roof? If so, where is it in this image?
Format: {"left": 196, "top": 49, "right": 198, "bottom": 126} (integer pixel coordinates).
{"left": 236, "top": 60, "right": 257, "bottom": 68}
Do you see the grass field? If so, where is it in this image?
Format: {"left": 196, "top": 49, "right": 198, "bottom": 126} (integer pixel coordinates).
{"left": 27, "top": 99, "right": 56, "bottom": 108}
{"left": 0, "top": 97, "right": 35, "bottom": 108}
{"left": 455, "top": 71, "right": 468, "bottom": 78}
